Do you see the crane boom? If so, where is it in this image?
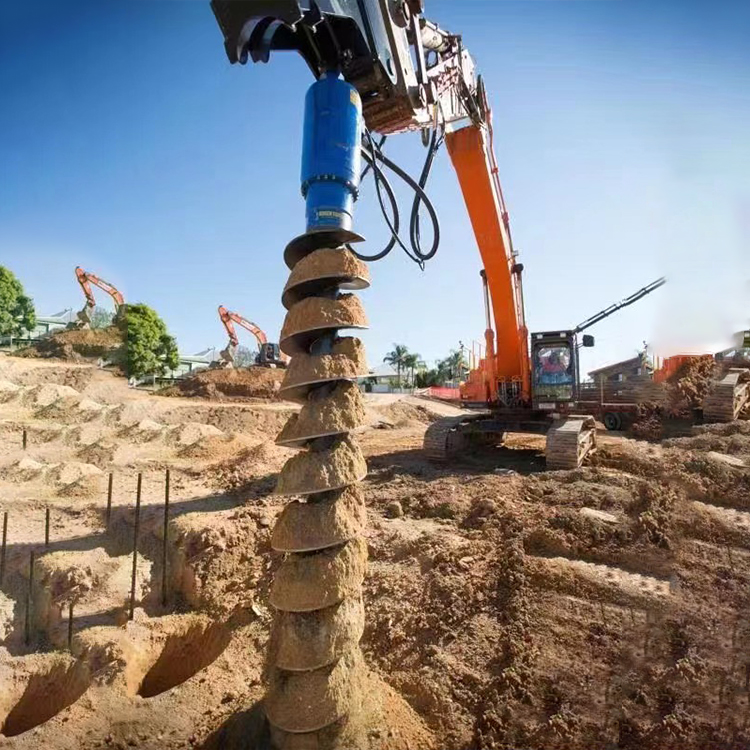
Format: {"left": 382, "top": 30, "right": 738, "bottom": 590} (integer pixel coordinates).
{"left": 574, "top": 277, "right": 666, "bottom": 334}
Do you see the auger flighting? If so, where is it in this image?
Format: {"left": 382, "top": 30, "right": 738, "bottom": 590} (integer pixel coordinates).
{"left": 264, "top": 73, "right": 373, "bottom": 746}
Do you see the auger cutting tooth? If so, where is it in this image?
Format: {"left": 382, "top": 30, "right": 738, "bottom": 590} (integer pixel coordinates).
{"left": 279, "top": 337, "right": 369, "bottom": 403}
{"left": 269, "top": 538, "right": 368, "bottom": 613}
{"left": 272, "top": 486, "right": 367, "bottom": 553}
{"left": 269, "top": 596, "right": 366, "bottom": 672}
{"left": 282, "top": 248, "right": 370, "bottom": 310}
{"left": 279, "top": 295, "right": 368, "bottom": 356}
{"left": 265, "top": 648, "right": 366, "bottom": 734}
{"left": 276, "top": 381, "right": 367, "bottom": 448}
{"left": 275, "top": 435, "right": 367, "bottom": 496}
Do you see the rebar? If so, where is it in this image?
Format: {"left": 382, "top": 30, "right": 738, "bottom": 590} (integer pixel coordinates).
{"left": 0, "top": 511, "right": 7, "bottom": 586}
{"left": 25, "top": 550, "right": 34, "bottom": 645}
{"left": 161, "top": 469, "right": 170, "bottom": 606}
{"left": 106, "top": 472, "right": 113, "bottom": 530}
{"left": 129, "top": 473, "right": 142, "bottom": 621}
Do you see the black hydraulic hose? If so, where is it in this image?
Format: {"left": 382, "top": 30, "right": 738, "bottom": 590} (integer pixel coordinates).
{"left": 409, "top": 125, "right": 443, "bottom": 262}
{"left": 347, "top": 143, "right": 400, "bottom": 262}
{"left": 349, "top": 128, "right": 441, "bottom": 267}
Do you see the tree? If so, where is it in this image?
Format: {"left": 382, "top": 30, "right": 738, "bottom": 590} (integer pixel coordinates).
{"left": 402, "top": 352, "right": 425, "bottom": 387}
{"left": 383, "top": 344, "right": 409, "bottom": 387}
{"left": 234, "top": 344, "right": 257, "bottom": 368}
{"left": 120, "top": 303, "right": 179, "bottom": 379}
{"left": 0, "top": 266, "right": 35, "bottom": 338}
{"left": 89, "top": 305, "right": 115, "bottom": 330}
{"left": 414, "top": 368, "right": 442, "bottom": 388}
{"left": 441, "top": 348, "right": 468, "bottom": 382}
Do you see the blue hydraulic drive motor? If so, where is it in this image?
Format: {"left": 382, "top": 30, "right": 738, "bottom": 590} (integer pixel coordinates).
{"left": 301, "top": 73, "right": 363, "bottom": 234}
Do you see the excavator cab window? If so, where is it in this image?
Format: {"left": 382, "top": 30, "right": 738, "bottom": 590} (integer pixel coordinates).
{"left": 531, "top": 335, "right": 576, "bottom": 404}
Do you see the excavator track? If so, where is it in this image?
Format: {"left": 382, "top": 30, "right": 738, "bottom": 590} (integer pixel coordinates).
{"left": 545, "top": 416, "right": 597, "bottom": 470}
{"left": 423, "top": 414, "right": 489, "bottom": 460}
{"left": 704, "top": 369, "right": 750, "bottom": 423}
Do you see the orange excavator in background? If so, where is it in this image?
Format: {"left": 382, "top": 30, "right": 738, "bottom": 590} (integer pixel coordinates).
{"left": 73, "top": 266, "right": 125, "bottom": 329}
{"left": 217, "top": 305, "right": 287, "bottom": 369}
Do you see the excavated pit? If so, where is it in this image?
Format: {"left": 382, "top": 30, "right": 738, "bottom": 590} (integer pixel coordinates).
{"left": 276, "top": 381, "right": 367, "bottom": 447}
{"left": 137, "top": 619, "right": 231, "bottom": 698}
{"left": 275, "top": 435, "right": 367, "bottom": 496}
{"left": 270, "top": 538, "right": 368, "bottom": 613}
{"left": 272, "top": 486, "right": 367, "bottom": 552}
{"left": 281, "top": 248, "right": 370, "bottom": 309}
{"left": 279, "top": 337, "right": 368, "bottom": 402}
{"left": 1, "top": 656, "right": 90, "bottom": 737}
{"left": 279, "top": 295, "right": 368, "bottom": 356}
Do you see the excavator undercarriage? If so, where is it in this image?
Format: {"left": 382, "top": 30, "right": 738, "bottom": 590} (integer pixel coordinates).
{"left": 423, "top": 412, "right": 597, "bottom": 470}
{"left": 704, "top": 368, "right": 750, "bottom": 423}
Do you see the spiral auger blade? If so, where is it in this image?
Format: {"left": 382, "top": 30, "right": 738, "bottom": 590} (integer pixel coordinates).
{"left": 266, "top": 241, "right": 372, "bottom": 747}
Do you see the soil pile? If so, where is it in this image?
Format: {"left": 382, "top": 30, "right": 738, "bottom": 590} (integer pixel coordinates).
{"left": 17, "top": 327, "right": 124, "bottom": 362}
{"left": 664, "top": 355, "right": 717, "bottom": 416}
{"left": 631, "top": 356, "right": 719, "bottom": 439}
{"left": 163, "top": 367, "right": 285, "bottom": 401}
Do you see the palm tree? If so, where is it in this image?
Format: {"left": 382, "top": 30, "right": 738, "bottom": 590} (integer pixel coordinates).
{"left": 402, "top": 353, "right": 426, "bottom": 387}
{"left": 383, "top": 344, "right": 409, "bottom": 387}
{"left": 443, "top": 348, "right": 468, "bottom": 383}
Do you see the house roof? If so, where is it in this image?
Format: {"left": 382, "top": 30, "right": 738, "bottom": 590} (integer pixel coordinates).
{"left": 588, "top": 355, "right": 647, "bottom": 378}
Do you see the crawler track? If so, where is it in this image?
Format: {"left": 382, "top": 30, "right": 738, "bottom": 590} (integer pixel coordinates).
{"left": 704, "top": 369, "right": 750, "bottom": 423}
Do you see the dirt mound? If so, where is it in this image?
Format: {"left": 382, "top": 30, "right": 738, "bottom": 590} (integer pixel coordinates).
{"left": 163, "top": 367, "right": 284, "bottom": 401}
{"left": 17, "top": 326, "right": 124, "bottom": 362}
{"left": 207, "top": 441, "right": 294, "bottom": 492}
{"left": 372, "top": 400, "right": 437, "bottom": 428}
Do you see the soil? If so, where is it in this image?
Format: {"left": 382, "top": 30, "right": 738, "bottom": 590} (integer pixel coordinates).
{"left": 161, "top": 366, "right": 285, "bottom": 402}
{"left": 0, "top": 354, "right": 749, "bottom": 749}
{"left": 16, "top": 327, "right": 124, "bottom": 363}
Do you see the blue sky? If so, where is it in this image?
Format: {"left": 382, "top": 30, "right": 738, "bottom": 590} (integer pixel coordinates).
{"left": 1, "top": 1, "right": 748, "bottom": 374}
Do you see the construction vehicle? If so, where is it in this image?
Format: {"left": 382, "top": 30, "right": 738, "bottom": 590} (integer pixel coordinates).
{"left": 209, "top": 1, "right": 659, "bottom": 743}
{"left": 652, "top": 331, "right": 750, "bottom": 422}
{"left": 217, "top": 305, "right": 286, "bottom": 368}
{"left": 73, "top": 266, "right": 124, "bottom": 329}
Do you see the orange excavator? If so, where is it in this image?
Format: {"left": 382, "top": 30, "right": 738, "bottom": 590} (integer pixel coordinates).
{"left": 217, "top": 305, "right": 286, "bottom": 368}
{"left": 211, "top": 0, "right": 623, "bottom": 468}
{"left": 73, "top": 266, "right": 124, "bottom": 329}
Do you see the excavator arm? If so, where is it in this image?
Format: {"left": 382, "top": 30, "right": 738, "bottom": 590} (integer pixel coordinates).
{"left": 211, "top": 0, "right": 529, "bottom": 404}
{"left": 74, "top": 266, "right": 125, "bottom": 328}
{"left": 217, "top": 305, "right": 287, "bottom": 368}
{"left": 218, "top": 305, "right": 269, "bottom": 350}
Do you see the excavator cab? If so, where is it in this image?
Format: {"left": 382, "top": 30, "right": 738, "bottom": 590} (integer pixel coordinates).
{"left": 530, "top": 331, "right": 579, "bottom": 409}
{"left": 257, "top": 342, "right": 286, "bottom": 368}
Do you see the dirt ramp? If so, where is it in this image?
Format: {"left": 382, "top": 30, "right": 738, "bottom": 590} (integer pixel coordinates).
{"left": 163, "top": 366, "right": 285, "bottom": 401}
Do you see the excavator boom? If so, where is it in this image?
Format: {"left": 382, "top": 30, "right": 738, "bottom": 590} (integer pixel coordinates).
{"left": 217, "top": 305, "right": 285, "bottom": 368}
{"left": 74, "top": 266, "right": 124, "bottom": 328}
